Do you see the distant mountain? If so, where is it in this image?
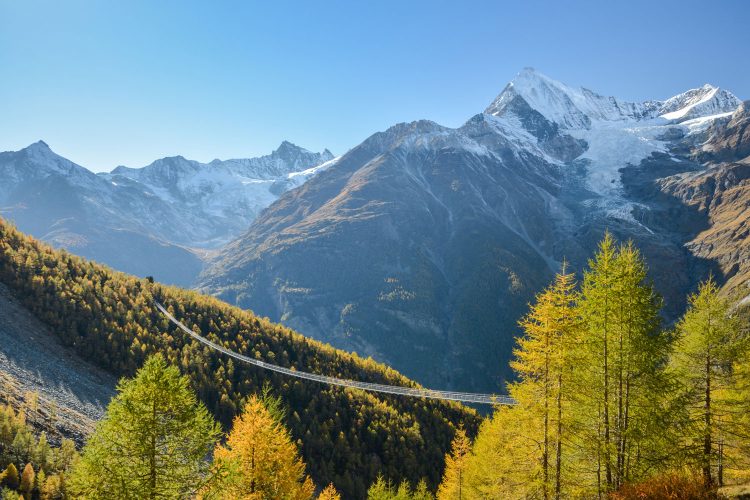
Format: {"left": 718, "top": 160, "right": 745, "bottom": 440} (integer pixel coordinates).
{"left": 0, "top": 141, "right": 334, "bottom": 285}
{"left": 199, "top": 68, "right": 746, "bottom": 393}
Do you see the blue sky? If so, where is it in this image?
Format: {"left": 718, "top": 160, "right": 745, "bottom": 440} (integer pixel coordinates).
{"left": 1, "top": 0, "right": 748, "bottom": 172}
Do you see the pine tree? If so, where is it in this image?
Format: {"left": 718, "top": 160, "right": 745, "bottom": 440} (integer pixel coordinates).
{"left": 412, "top": 479, "right": 434, "bottom": 500}
{"left": 505, "top": 265, "right": 579, "bottom": 498}
{"left": 367, "top": 476, "right": 393, "bottom": 500}
{"left": 461, "top": 405, "right": 527, "bottom": 498}
{"left": 34, "top": 469, "right": 45, "bottom": 499}
{"left": 68, "top": 354, "right": 221, "bottom": 499}
{"left": 33, "top": 432, "right": 51, "bottom": 472}
{"left": 1, "top": 487, "right": 22, "bottom": 500}
{"left": 437, "top": 426, "right": 471, "bottom": 500}
{"left": 672, "top": 277, "right": 745, "bottom": 487}
{"left": 54, "top": 439, "right": 76, "bottom": 472}
{"left": 205, "top": 395, "right": 315, "bottom": 500}
{"left": 40, "top": 473, "right": 64, "bottom": 500}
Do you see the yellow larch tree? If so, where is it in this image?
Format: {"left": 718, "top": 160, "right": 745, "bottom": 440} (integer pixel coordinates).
{"left": 206, "top": 395, "right": 315, "bottom": 500}
{"left": 437, "top": 426, "right": 471, "bottom": 500}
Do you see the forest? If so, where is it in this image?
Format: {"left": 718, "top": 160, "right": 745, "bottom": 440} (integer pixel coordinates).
{"left": 0, "top": 219, "right": 477, "bottom": 498}
{"left": 1, "top": 218, "right": 750, "bottom": 499}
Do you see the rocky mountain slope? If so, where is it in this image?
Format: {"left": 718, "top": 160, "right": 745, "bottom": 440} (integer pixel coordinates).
{"left": 657, "top": 101, "right": 750, "bottom": 301}
{"left": 0, "top": 281, "right": 115, "bottom": 445}
{"left": 199, "top": 69, "right": 746, "bottom": 393}
{"left": 0, "top": 141, "right": 333, "bottom": 286}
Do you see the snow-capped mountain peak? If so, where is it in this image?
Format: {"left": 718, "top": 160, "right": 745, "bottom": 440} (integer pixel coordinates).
{"left": 485, "top": 68, "right": 592, "bottom": 129}
{"left": 658, "top": 84, "right": 740, "bottom": 122}
{"left": 487, "top": 69, "right": 742, "bottom": 132}
{"left": 20, "top": 140, "right": 60, "bottom": 162}
{"left": 485, "top": 68, "right": 662, "bottom": 130}
{"left": 482, "top": 69, "right": 744, "bottom": 222}
{"left": 100, "top": 142, "right": 335, "bottom": 247}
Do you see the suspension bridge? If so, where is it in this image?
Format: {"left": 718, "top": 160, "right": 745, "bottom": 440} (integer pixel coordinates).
{"left": 155, "top": 302, "right": 514, "bottom": 406}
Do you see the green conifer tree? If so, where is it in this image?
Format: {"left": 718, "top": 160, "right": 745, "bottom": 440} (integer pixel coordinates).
{"left": 437, "top": 426, "right": 471, "bottom": 500}
{"left": 572, "top": 235, "right": 668, "bottom": 495}
{"left": 68, "top": 354, "right": 221, "bottom": 499}
{"left": 672, "top": 277, "right": 746, "bottom": 487}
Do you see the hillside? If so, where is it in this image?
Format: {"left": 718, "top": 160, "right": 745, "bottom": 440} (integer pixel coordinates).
{"left": 0, "top": 218, "right": 479, "bottom": 498}
{"left": 0, "top": 281, "right": 116, "bottom": 445}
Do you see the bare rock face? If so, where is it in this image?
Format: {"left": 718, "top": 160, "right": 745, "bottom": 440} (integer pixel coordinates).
{"left": 0, "top": 282, "right": 116, "bottom": 445}
{"left": 698, "top": 101, "right": 750, "bottom": 163}
{"left": 201, "top": 120, "right": 557, "bottom": 391}
{"left": 658, "top": 105, "right": 750, "bottom": 299}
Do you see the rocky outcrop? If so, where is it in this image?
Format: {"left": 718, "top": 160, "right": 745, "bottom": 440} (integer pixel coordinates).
{"left": 698, "top": 101, "right": 750, "bottom": 163}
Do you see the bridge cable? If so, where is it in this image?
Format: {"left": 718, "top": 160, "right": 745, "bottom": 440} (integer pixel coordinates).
{"left": 155, "top": 302, "right": 514, "bottom": 405}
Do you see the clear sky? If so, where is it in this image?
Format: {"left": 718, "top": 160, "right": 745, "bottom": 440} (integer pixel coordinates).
{"left": 1, "top": 0, "right": 748, "bottom": 172}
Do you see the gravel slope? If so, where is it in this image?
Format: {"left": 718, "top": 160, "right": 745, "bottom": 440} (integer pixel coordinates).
{"left": 0, "top": 281, "right": 116, "bottom": 444}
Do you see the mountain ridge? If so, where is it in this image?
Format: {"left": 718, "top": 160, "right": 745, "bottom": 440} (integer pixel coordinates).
{"left": 0, "top": 140, "right": 334, "bottom": 285}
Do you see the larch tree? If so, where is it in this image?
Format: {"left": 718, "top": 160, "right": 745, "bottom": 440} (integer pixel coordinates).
{"left": 672, "top": 277, "right": 745, "bottom": 487}
{"left": 506, "top": 265, "right": 579, "bottom": 499}
{"left": 204, "top": 395, "right": 315, "bottom": 500}
{"left": 461, "top": 405, "right": 527, "bottom": 498}
{"left": 318, "top": 483, "right": 342, "bottom": 500}
{"left": 437, "top": 426, "right": 472, "bottom": 500}
{"left": 573, "top": 235, "right": 667, "bottom": 495}
{"left": 2, "top": 463, "right": 20, "bottom": 490}
{"left": 19, "top": 463, "right": 34, "bottom": 500}
{"left": 68, "top": 354, "right": 221, "bottom": 499}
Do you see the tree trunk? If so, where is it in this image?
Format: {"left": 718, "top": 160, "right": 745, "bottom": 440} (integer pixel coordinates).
{"left": 555, "top": 372, "right": 563, "bottom": 500}
{"left": 621, "top": 374, "right": 631, "bottom": 483}
{"left": 603, "top": 307, "right": 612, "bottom": 490}
{"left": 703, "top": 352, "right": 712, "bottom": 489}
{"left": 150, "top": 394, "right": 157, "bottom": 499}
{"left": 617, "top": 322, "right": 624, "bottom": 488}
{"left": 543, "top": 335, "right": 550, "bottom": 500}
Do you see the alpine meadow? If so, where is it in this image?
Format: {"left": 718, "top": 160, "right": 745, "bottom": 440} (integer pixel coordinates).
{"left": 1, "top": 1, "right": 750, "bottom": 499}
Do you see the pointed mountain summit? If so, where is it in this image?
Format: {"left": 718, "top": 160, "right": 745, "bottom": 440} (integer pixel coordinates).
{"left": 0, "top": 140, "right": 335, "bottom": 286}
{"left": 23, "top": 139, "right": 52, "bottom": 153}
{"left": 486, "top": 69, "right": 741, "bottom": 131}
{"left": 659, "top": 83, "right": 740, "bottom": 121}
{"left": 485, "top": 68, "right": 661, "bottom": 129}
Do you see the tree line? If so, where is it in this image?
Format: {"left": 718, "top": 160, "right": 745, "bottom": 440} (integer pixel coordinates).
{"left": 0, "top": 403, "right": 78, "bottom": 499}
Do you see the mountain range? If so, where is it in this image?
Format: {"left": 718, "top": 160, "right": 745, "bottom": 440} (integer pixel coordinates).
{"left": 0, "top": 141, "right": 334, "bottom": 286}
{"left": 2, "top": 68, "right": 748, "bottom": 393}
